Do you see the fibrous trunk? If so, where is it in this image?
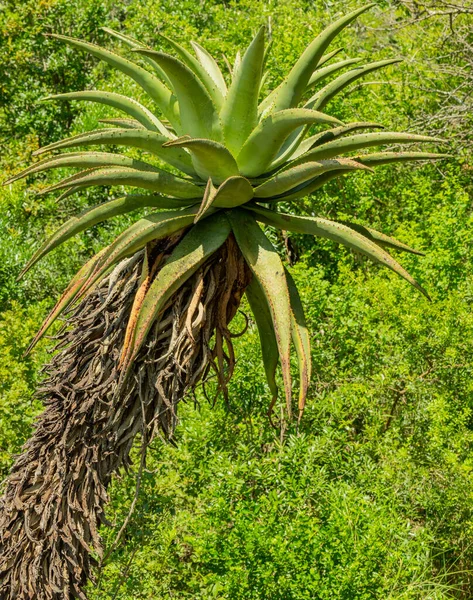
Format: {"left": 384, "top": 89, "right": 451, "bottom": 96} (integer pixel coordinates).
{"left": 0, "top": 235, "right": 250, "bottom": 599}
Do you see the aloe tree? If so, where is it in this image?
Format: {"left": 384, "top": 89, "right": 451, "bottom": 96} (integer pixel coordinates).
{"left": 0, "top": 5, "right": 446, "bottom": 598}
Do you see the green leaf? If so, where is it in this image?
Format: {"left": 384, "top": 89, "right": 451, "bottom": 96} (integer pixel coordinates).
{"left": 253, "top": 158, "right": 371, "bottom": 199}
{"left": 39, "top": 167, "right": 202, "bottom": 199}
{"left": 43, "top": 91, "right": 172, "bottom": 137}
{"left": 101, "top": 26, "right": 174, "bottom": 87}
{"left": 247, "top": 205, "right": 430, "bottom": 298}
{"left": 20, "top": 194, "right": 194, "bottom": 276}
{"left": 99, "top": 118, "right": 145, "bottom": 129}
{"left": 75, "top": 208, "right": 198, "bottom": 304}
{"left": 163, "top": 136, "right": 239, "bottom": 183}
{"left": 245, "top": 277, "right": 279, "bottom": 405}
{"left": 120, "top": 212, "right": 231, "bottom": 378}
{"left": 306, "top": 59, "right": 402, "bottom": 110}
{"left": 317, "top": 47, "right": 344, "bottom": 67}
{"left": 159, "top": 34, "right": 224, "bottom": 109}
{"left": 354, "top": 151, "right": 451, "bottom": 166}
{"left": 134, "top": 50, "right": 221, "bottom": 140}
{"left": 291, "top": 122, "right": 385, "bottom": 161}
{"left": 285, "top": 268, "right": 311, "bottom": 418}
{"left": 194, "top": 178, "right": 217, "bottom": 223}
{"left": 212, "top": 176, "right": 254, "bottom": 208}
{"left": 340, "top": 221, "right": 424, "bottom": 255}
{"left": 306, "top": 57, "right": 361, "bottom": 91}
{"left": 220, "top": 26, "right": 266, "bottom": 156}
{"left": 5, "top": 151, "right": 161, "bottom": 185}
{"left": 292, "top": 132, "right": 445, "bottom": 166}
{"left": 270, "top": 121, "right": 384, "bottom": 171}
{"left": 190, "top": 41, "right": 228, "bottom": 96}
{"left": 259, "top": 4, "right": 374, "bottom": 114}
{"left": 194, "top": 176, "right": 254, "bottom": 221}
{"left": 48, "top": 34, "right": 179, "bottom": 125}
{"left": 32, "top": 128, "right": 196, "bottom": 176}
{"left": 227, "top": 209, "right": 293, "bottom": 416}
{"left": 237, "top": 108, "right": 343, "bottom": 177}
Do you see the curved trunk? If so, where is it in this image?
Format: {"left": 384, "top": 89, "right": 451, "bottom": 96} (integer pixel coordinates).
{"left": 0, "top": 236, "right": 251, "bottom": 599}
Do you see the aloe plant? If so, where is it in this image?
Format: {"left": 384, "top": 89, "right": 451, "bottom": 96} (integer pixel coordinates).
{"left": 0, "top": 5, "right": 447, "bottom": 598}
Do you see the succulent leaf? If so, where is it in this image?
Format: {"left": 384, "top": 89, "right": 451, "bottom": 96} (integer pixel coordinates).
{"left": 20, "top": 194, "right": 193, "bottom": 277}
{"left": 158, "top": 34, "right": 224, "bottom": 109}
{"left": 38, "top": 166, "right": 202, "bottom": 199}
{"left": 119, "top": 212, "right": 231, "bottom": 378}
{"left": 228, "top": 208, "right": 293, "bottom": 415}
{"left": 285, "top": 268, "right": 311, "bottom": 418}
{"left": 32, "top": 128, "right": 196, "bottom": 175}
{"left": 259, "top": 4, "right": 375, "bottom": 114}
{"left": 245, "top": 277, "right": 279, "bottom": 406}
{"left": 163, "top": 136, "right": 239, "bottom": 183}
{"left": 190, "top": 41, "right": 228, "bottom": 96}
{"left": 247, "top": 205, "right": 429, "bottom": 298}
{"left": 43, "top": 91, "right": 172, "bottom": 136}
{"left": 306, "top": 58, "right": 402, "bottom": 110}
{"left": 135, "top": 50, "right": 221, "bottom": 140}
{"left": 237, "top": 108, "right": 344, "bottom": 177}
{"left": 220, "top": 26, "right": 266, "bottom": 156}
{"left": 253, "top": 158, "right": 371, "bottom": 199}
{"left": 48, "top": 34, "right": 179, "bottom": 125}
{"left": 292, "top": 132, "right": 444, "bottom": 166}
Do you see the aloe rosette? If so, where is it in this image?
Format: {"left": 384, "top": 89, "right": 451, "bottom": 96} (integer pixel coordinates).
{"left": 7, "top": 4, "right": 446, "bottom": 417}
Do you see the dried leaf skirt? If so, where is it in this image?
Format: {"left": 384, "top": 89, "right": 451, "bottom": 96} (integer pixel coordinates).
{"left": 0, "top": 237, "right": 250, "bottom": 599}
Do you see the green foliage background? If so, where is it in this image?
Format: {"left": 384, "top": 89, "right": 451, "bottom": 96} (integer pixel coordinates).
{"left": 1, "top": 0, "right": 473, "bottom": 597}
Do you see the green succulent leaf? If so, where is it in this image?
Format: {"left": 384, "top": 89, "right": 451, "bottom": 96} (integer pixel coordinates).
{"left": 5, "top": 152, "right": 161, "bottom": 185}
{"left": 245, "top": 277, "right": 279, "bottom": 406}
{"left": 39, "top": 167, "right": 202, "bottom": 199}
{"left": 75, "top": 208, "right": 199, "bottom": 304}
{"left": 259, "top": 4, "right": 375, "bottom": 114}
{"left": 119, "top": 212, "right": 231, "bottom": 379}
{"left": 32, "top": 128, "right": 196, "bottom": 176}
{"left": 20, "top": 194, "right": 193, "bottom": 277}
{"left": 163, "top": 136, "right": 239, "bottom": 183}
{"left": 190, "top": 41, "right": 228, "bottom": 96}
{"left": 43, "top": 91, "right": 172, "bottom": 136}
{"left": 212, "top": 176, "right": 254, "bottom": 208}
{"left": 227, "top": 208, "right": 293, "bottom": 416}
{"left": 99, "top": 118, "right": 145, "bottom": 129}
{"left": 285, "top": 268, "right": 311, "bottom": 418}
{"left": 237, "top": 108, "right": 344, "bottom": 177}
{"left": 340, "top": 221, "right": 424, "bottom": 255}
{"left": 253, "top": 158, "right": 371, "bottom": 199}
{"left": 220, "top": 26, "right": 266, "bottom": 156}
{"left": 271, "top": 121, "right": 384, "bottom": 170}
{"left": 317, "top": 47, "right": 344, "bottom": 67}
{"left": 101, "top": 26, "right": 173, "bottom": 87}
{"left": 195, "top": 175, "right": 255, "bottom": 222}
{"left": 135, "top": 49, "right": 221, "bottom": 140}
{"left": 194, "top": 178, "right": 217, "bottom": 223}
{"left": 247, "top": 205, "right": 430, "bottom": 298}
{"left": 159, "top": 34, "right": 224, "bottom": 109}
{"left": 292, "top": 132, "right": 445, "bottom": 166}
{"left": 306, "top": 57, "right": 362, "bottom": 91}
{"left": 306, "top": 59, "right": 402, "bottom": 110}
{"left": 354, "top": 151, "right": 452, "bottom": 166}
{"left": 48, "top": 34, "right": 179, "bottom": 125}
{"left": 291, "top": 122, "right": 385, "bottom": 161}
